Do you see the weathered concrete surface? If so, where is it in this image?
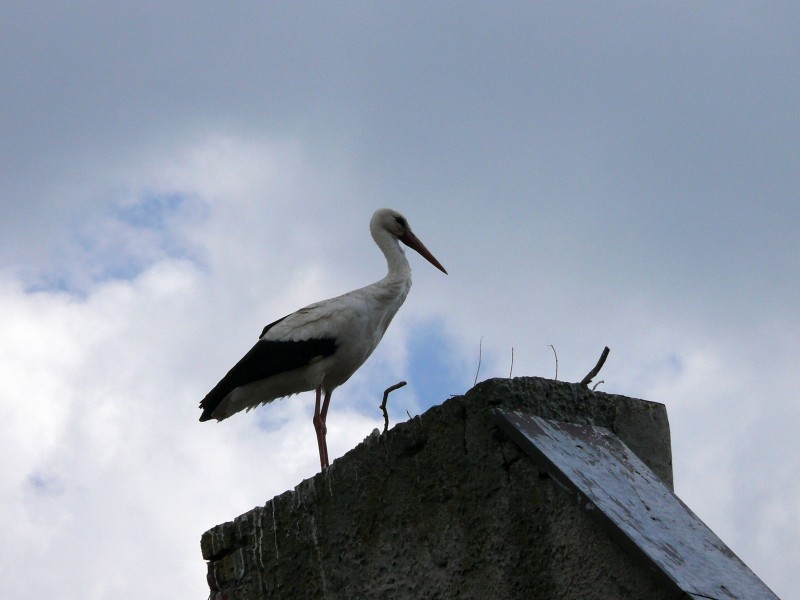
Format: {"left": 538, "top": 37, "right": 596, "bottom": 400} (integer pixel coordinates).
{"left": 201, "top": 376, "right": 675, "bottom": 600}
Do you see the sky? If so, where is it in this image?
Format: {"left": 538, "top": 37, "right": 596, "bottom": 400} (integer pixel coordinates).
{"left": 1, "top": 3, "right": 798, "bottom": 598}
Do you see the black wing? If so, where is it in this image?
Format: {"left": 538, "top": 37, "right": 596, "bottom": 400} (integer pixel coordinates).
{"left": 199, "top": 336, "right": 337, "bottom": 421}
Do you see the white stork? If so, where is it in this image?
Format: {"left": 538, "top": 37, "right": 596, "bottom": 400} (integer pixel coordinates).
{"left": 199, "top": 208, "right": 447, "bottom": 469}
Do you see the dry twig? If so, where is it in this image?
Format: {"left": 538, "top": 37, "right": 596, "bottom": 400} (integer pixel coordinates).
{"left": 548, "top": 344, "right": 559, "bottom": 380}
{"left": 380, "top": 381, "right": 407, "bottom": 434}
{"left": 509, "top": 347, "right": 515, "bottom": 378}
{"left": 580, "top": 347, "right": 610, "bottom": 387}
{"left": 474, "top": 336, "right": 483, "bottom": 386}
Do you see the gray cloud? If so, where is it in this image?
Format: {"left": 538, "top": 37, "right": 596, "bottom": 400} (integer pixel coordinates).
{"left": 1, "top": 3, "right": 798, "bottom": 597}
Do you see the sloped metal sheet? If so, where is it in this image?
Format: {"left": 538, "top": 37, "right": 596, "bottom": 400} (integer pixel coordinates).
{"left": 494, "top": 410, "right": 779, "bottom": 600}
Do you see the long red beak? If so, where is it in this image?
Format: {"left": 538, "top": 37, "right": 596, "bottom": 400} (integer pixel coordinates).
{"left": 399, "top": 230, "right": 448, "bottom": 274}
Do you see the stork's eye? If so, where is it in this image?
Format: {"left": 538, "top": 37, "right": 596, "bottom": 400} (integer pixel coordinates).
{"left": 394, "top": 215, "right": 407, "bottom": 229}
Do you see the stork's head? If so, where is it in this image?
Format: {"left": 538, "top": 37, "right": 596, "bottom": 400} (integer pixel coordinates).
{"left": 371, "top": 208, "right": 448, "bottom": 274}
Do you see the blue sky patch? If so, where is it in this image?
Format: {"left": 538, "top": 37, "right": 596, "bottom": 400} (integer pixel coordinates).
{"left": 27, "top": 472, "right": 65, "bottom": 496}
{"left": 113, "top": 192, "right": 185, "bottom": 231}
{"left": 404, "top": 318, "right": 471, "bottom": 413}
{"left": 24, "top": 191, "right": 206, "bottom": 296}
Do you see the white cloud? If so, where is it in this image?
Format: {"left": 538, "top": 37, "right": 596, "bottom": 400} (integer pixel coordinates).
{"left": 2, "top": 4, "right": 799, "bottom": 597}
{"left": 4, "top": 133, "right": 797, "bottom": 599}
{"left": 0, "top": 135, "right": 389, "bottom": 598}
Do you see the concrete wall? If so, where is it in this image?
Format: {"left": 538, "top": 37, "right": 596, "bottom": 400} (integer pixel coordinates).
{"left": 201, "top": 377, "right": 675, "bottom": 599}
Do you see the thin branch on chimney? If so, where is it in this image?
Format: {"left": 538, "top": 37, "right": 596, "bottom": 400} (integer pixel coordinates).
{"left": 380, "top": 381, "right": 407, "bottom": 434}
{"left": 474, "top": 336, "right": 483, "bottom": 386}
{"left": 548, "top": 344, "right": 559, "bottom": 380}
{"left": 580, "top": 346, "right": 610, "bottom": 387}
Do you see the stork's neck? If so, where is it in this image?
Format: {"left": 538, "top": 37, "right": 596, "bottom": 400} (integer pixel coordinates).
{"left": 373, "top": 228, "right": 412, "bottom": 284}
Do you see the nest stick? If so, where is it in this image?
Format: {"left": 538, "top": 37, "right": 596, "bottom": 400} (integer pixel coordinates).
{"left": 380, "top": 381, "right": 407, "bottom": 434}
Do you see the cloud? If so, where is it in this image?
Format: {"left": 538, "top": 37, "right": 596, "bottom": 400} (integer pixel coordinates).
{"left": 2, "top": 4, "right": 799, "bottom": 597}
{"left": 0, "top": 135, "right": 389, "bottom": 598}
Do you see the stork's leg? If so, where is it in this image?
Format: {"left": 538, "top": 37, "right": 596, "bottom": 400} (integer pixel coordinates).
{"left": 312, "top": 386, "right": 330, "bottom": 469}
{"left": 319, "top": 389, "right": 333, "bottom": 468}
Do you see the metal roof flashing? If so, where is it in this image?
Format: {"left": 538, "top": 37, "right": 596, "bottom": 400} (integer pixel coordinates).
{"left": 493, "top": 409, "right": 779, "bottom": 600}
